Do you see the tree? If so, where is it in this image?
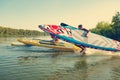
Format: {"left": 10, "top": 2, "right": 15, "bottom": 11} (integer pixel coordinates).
{"left": 90, "top": 21, "right": 112, "bottom": 37}
{"left": 111, "top": 12, "right": 120, "bottom": 41}
{"left": 0, "top": 26, "right": 46, "bottom": 37}
{"left": 90, "top": 12, "right": 120, "bottom": 41}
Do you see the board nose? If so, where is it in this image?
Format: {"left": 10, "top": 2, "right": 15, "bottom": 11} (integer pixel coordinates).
{"left": 38, "top": 25, "right": 42, "bottom": 28}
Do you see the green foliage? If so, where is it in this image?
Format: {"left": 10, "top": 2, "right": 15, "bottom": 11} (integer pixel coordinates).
{"left": 112, "top": 12, "right": 120, "bottom": 24}
{"left": 90, "top": 12, "right": 120, "bottom": 41}
{"left": 0, "top": 26, "right": 48, "bottom": 37}
{"left": 90, "top": 21, "right": 113, "bottom": 38}
{"left": 111, "top": 12, "right": 120, "bottom": 40}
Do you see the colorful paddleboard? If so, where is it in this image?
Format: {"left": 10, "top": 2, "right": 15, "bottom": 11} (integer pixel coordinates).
{"left": 39, "top": 23, "right": 120, "bottom": 52}
{"left": 17, "top": 38, "right": 81, "bottom": 51}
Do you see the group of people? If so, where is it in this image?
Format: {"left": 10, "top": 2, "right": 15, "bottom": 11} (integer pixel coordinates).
{"left": 50, "top": 23, "right": 89, "bottom": 55}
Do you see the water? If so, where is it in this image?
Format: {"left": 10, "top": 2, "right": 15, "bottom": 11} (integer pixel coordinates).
{"left": 1, "top": 37, "right": 120, "bottom": 80}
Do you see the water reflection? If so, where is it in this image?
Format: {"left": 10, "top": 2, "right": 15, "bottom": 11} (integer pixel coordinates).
{"left": 46, "top": 57, "right": 88, "bottom": 80}
{"left": 45, "top": 56, "right": 120, "bottom": 80}
{"left": 17, "top": 51, "right": 75, "bottom": 65}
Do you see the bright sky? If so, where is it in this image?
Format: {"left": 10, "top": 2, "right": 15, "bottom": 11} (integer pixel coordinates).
{"left": 0, "top": 0, "right": 120, "bottom": 30}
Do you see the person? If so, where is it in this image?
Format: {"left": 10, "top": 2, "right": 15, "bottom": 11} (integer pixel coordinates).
{"left": 50, "top": 33, "right": 59, "bottom": 45}
{"left": 77, "top": 24, "right": 89, "bottom": 55}
{"left": 78, "top": 24, "right": 89, "bottom": 37}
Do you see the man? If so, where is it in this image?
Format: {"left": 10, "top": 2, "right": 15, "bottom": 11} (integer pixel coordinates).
{"left": 77, "top": 24, "right": 89, "bottom": 55}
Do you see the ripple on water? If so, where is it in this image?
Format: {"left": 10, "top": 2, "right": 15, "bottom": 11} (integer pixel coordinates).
{"left": 1, "top": 40, "right": 120, "bottom": 80}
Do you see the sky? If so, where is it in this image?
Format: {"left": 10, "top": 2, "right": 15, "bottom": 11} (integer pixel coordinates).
{"left": 0, "top": 0, "right": 120, "bottom": 30}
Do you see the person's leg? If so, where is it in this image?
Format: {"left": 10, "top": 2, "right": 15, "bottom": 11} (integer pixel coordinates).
{"left": 80, "top": 46, "right": 86, "bottom": 55}
{"left": 75, "top": 45, "right": 86, "bottom": 55}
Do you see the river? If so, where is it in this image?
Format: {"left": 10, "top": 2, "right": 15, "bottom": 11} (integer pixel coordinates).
{"left": 0, "top": 37, "right": 120, "bottom": 80}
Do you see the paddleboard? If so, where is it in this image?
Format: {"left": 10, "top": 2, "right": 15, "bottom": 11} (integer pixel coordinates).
{"left": 11, "top": 42, "right": 26, "bottom": 46}
{"left": 17, "top": 38, "right": 81, "bottom": 51}
{"left": 39, "top": 23, "right": 120, "bottom": 52}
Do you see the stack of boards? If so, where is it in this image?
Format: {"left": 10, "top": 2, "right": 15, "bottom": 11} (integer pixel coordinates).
{"left": 38, "top": 23, "right": 120, "bottom": 52}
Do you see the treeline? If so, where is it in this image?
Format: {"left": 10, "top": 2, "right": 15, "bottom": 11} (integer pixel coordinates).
{"left": 90, "top": 12, "right": 120, "bottom": 41}
{"left": 0, "top": 26, "right": 48, "bottom": 37}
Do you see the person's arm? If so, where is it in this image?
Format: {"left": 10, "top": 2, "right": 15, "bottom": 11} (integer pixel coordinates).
{"left": 82, "top": 28, "right": 89, "bottom": 32}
